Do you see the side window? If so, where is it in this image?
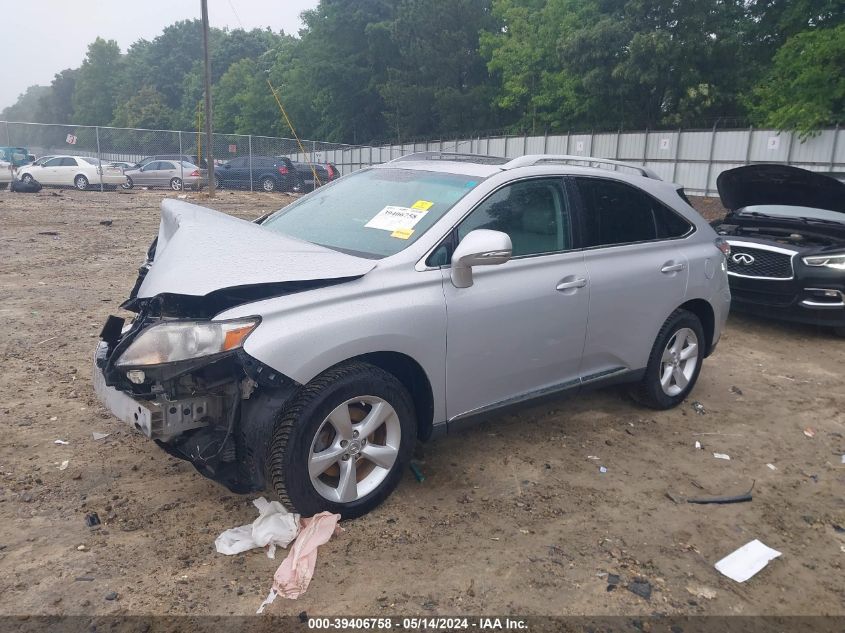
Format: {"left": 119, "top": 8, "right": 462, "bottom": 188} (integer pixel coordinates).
{"left": 576, "top": 177, "right": 693, "bottom": 247}
{"left": 228, "top": 157, "right": 245, "bottom": 168}
{"left": 457, "top": 179, "right": 570, "bottom": 257}
{"left": 654, "top": 203, "right": 693, "bottom": 238}
{"left": 44, "top": 157, "right": 64, "bottom": 167}
{"left": 61, "top": 157, "right": 78, "bottom": 167}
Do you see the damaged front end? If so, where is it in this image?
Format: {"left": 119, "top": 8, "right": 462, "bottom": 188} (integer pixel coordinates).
{"left": 93, "top": 198, "right": 377, "bottom": 493}
{"left": 94, "top": 295, "right": 298, "bottom": 494}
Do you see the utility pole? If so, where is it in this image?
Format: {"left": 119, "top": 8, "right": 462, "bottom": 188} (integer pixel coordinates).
{"left": 201, "top": 0, "right": 215, "bottom": 197}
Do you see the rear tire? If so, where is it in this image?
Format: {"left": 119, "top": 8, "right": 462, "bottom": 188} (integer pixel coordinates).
{"left": 122, "top": 177, "right": 133, "bottom": 190}
{"left": 170, "top": 177, "right": 183, "bottom": 191}
{"left": 835, "top": 327, "right": 845, "bottom": 338}
{"left": 261, "top": 176, "right": 276, "bottom": 192}
{"left": 268, "top": 362, "right": 416, "bottom": 519}
{"left": 74, "top": 175, "right": 89, "bottom": 191}
{"left": 632, "top": 309, "right": 705, "bottom": 410}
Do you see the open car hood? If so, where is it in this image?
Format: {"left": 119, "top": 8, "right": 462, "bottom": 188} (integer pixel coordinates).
{"left": 137, "top": 199, "right": 376, "bottom": 299}
{"left": 717, "top": 164, "right": 845, "bottom": 214}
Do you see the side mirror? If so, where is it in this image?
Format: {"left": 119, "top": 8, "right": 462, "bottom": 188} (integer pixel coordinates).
{"left": 450, "top": 229, "right": 512, "bottom": 288}
{"left": 224, "top": 164, "right": 231, "bottom": 169}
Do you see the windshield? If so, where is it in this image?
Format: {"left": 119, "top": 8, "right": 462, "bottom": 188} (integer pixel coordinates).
{"left": 739, "top": 204, "right": 844, "bottom": 224}
{"left": 261, "top": 167, "right": 481, "bottom": 258}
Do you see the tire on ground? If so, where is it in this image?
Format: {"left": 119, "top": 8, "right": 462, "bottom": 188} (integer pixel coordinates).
{"left": 268, "top": 361, "right": 416, "bottom": 519}
{"left": 632, "top": 308, "right": 705, "bottom": 410}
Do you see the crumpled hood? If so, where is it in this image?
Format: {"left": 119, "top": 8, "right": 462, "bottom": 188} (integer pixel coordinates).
{"left": 717, "top": 164, "right": 845, "bottom": 214}
{"left": 137, "top": 199, "right": 376, "bottom": 298}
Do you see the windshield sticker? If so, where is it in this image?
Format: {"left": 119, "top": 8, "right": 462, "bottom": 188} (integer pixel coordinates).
{"left": 365, "top": 205, "right": 428, "bottom": 232}
{"left": 390, "top": 228, "right": 414, "bottom": 240}
{"left": 411, "top": 199, "right": 434, "bottom": 211}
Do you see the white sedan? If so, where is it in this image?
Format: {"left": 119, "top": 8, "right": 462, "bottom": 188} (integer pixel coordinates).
{"left": 18, "top": 155, "right": 126, "bottom": 190}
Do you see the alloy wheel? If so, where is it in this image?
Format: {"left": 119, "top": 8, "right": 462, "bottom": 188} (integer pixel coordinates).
{"left": 308, "top": 396, "right": 401, "bottom": 503}
{"left": 659, "top": 327, "right": 699, "bottom": 396}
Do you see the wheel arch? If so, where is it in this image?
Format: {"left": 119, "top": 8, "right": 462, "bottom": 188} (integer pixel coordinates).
{"left": 678, "top": 298, "right": 715, "bottom": 357}
{"left": 343, "top": 351, "right": 435, "bottom": 442}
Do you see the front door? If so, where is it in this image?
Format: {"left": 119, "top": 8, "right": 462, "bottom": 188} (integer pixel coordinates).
{"left": 442, "top": 177, "right": 589, "bottom": 420}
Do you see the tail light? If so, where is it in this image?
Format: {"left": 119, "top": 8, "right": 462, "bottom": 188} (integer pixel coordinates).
{"left": 278, "top": 165, "right": 288, "bottom": 175}
{"left": 715, "top": 237, "right": 731, "bottom": 257}
{"left": 326, "top": 165, "right": 335, "bottom": 179}
{"left": 190, "top": 170, "right": 200, "bottom": 177}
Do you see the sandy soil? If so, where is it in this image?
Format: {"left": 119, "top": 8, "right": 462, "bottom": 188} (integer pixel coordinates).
{"left": 0, "top": 188, "right": 843, "bottom": 617}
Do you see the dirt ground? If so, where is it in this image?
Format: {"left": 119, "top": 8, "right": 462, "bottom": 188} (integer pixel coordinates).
{"left": 0, "top": 187, "right": 843, "bottom": 618}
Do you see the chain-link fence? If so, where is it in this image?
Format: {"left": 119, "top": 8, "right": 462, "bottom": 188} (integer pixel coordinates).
{"left": 4, "top": 120, "right": 844, "bottom": 196}
{"left": 1, "top": 120, "right": 355, "bottom": 192}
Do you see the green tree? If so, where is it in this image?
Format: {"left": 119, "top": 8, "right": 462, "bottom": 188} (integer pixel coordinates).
{"left": 112, "top": 86, "right": 175, "bottom": 129}
{"left": 749, "top": 23, "right": 845, "bottom": 137}
{"left": 72, "top": 38, "right": 124, "bottom": 125}
{"left": 38, "top": 69, "right": 78, "bottom": 124}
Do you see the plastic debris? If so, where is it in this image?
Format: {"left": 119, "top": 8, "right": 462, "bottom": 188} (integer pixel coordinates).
{"left": 215, "top": 497, "right": 300, "bottom": 559}
{"left": 766, "top": 463, "right": 777, "bottom": 470}
{"left": 688, "top": 481, "right": 754, "bottom": 505}
{"left": 694, "top": 441, "right": 702, "bottom": 449}
{"left": 841, "top": 454, "right": 844, "bottom": 464}
{"left": 627, "top": 578, "right": 652, "bottom": 600}
{"left": 692, "top": 401, "right": 706, "bottom": 415}
{"left": 257, "top": 511, "right": 342, "bottom": 612}
{"left": 803, "top": 427, "right": 815, "bottom": 438}
{"left": 599, "top": 466, "right": 608, "bottom": 473}
{"left": 409, "top": 462, "right": 425, "bottom": 482}
{"left": 587, "top": 455, "right": 600, "bottom": 460}
{"left": 58, "top": 460, "right": 69, "bottom": 470}
{"left": 92, "top": 432, "right": 110, "bottom": 440}
{"left": 54, "top": 439, "right": 69, "bottom": 445}
{"left": 715, "top": 539, "right": 782, "bottom": 582}
{"left": 713, "top": 453, "right": 731, "bottom": 460}
{"left": 85, "top": 512, "right": 101, "bottom": 528}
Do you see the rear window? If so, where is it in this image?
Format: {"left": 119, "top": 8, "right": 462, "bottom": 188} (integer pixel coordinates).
{"left": 261, "top": 167, "right": 481, "bottom": 258}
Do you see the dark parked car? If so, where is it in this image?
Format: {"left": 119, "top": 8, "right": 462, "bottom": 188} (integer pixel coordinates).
{"left": 214, "top": 155, "right": 300, "bottom": 192}
{"left": 713, "top": 164, "right": 845, "bottom": 336}
{"left": 137, "top": 154, "right": 208, "bottom": 170}
{"left": 290, "top": 161, "right": 340, "bottom": 191}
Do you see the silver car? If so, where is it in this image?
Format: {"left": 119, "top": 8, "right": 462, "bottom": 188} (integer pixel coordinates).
{"left": 123, "top": 160, "right": 206, "bottom": 191}
{"left": 93, "top": 153, "right": 731, "bottom": 518}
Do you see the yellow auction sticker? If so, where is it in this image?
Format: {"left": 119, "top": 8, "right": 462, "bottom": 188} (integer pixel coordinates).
{"left": 390, "top": 228, "right": 414, "bottom": 239}
{"left": 411, "top": 200, "right": 434, "bottom": 211}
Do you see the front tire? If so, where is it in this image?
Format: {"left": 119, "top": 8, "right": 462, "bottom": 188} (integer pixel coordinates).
{"left": 268, "top": 362, "right": 416, "bottom": 519}
{"left": 632, "top": 309, "right": 705, "bottom": 410}
{"left": 74, "top": 175, "right": 89, "bottom": 191}
{"left": 170, "top": 177, "right": 183, "bottom": 191}
{"left": 122, "top": 177, "right": 133, "bottom": 190}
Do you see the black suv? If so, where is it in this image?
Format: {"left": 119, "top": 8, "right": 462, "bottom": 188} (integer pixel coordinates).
{"left": 214, "top": 156, "right": 300, "bottom": 192}
{"left": 713, "top": 164, "right": 845, "bottom": 335}
{"left": 136, "top": 154, "right": 208, "bottom": 170}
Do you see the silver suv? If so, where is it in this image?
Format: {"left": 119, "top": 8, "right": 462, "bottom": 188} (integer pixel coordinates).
{"left": 93, "top": 153, "right": 731, "bottom": 518}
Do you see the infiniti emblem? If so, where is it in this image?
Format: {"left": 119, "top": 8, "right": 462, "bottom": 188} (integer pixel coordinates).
{"left": 732, "top": 253, "right": 755, "bottom": 265}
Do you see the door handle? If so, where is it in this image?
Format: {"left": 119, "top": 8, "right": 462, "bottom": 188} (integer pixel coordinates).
{"left": 556, "top": 277, "right": 587, "bottom": 291}
{"left": 661, "top": 262, "right": 686, "bottom": 274}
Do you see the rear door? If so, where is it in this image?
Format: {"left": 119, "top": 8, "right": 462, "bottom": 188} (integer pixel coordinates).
{"left": 442, "top": 177, "right": 589, "bottom": 420}
{"left": 572, "top": 176, "right": 693, "bottom": 378}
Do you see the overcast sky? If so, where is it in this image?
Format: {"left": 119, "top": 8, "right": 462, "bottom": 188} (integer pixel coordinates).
{"left": 1, "top": 0, "right": 319, "bottom": 110}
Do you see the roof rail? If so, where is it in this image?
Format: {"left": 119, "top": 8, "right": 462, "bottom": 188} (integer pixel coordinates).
{"left": 502, "top": 154, "right": 661, "bottom": 180}
{"left": 391, "top": 151, "right": 509, "bottom": 166}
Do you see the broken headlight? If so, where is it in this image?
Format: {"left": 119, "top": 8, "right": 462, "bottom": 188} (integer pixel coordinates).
{"left": 802, "top": 253, "right": 845, "bottom": 270}
{"left": 116, "top": 318, "right": 259, "bottom": 367}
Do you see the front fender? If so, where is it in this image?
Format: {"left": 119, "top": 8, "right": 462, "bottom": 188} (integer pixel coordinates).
{"left": 216, "top": 269, "right": 448, "bottom": 424}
